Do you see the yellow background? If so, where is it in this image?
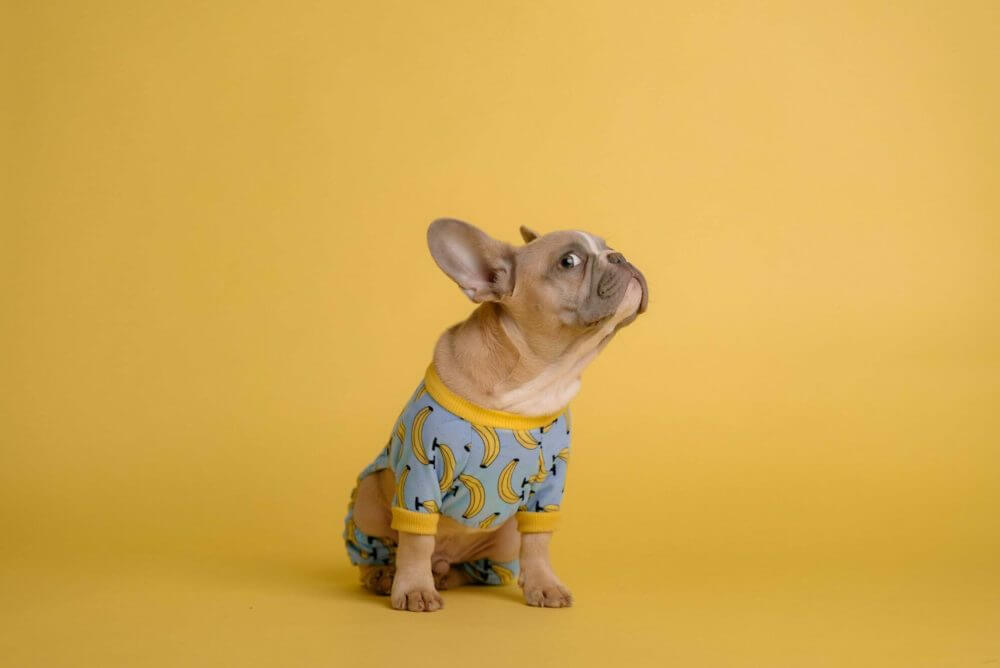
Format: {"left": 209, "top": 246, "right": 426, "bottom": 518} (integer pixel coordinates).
{"left": 2, "top": 1, "right": 998, "bottom": 665}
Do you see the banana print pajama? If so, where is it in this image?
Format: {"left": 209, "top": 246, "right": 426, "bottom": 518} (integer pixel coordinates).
{"left": 344, "top": 365, "right": 571, "bottom": 585}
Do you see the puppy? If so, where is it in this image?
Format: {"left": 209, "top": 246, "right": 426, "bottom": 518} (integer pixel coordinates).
{"left": 344, "top": 219, "right": 648, "bottom": 611}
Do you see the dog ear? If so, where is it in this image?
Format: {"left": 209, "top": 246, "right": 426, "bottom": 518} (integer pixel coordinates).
{"left": 427, "top": 218, "right": 515, "bottom": 302}
{"left": 519, "top": 226, "right": 539, "bottom": 243}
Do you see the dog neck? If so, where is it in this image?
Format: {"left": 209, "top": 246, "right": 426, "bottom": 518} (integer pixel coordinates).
{"left": 431, "top": 302, "right": 616, "bottom": 416}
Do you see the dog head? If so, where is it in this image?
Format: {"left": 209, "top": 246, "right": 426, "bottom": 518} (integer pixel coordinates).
{"left": 427, "top": 218, "right": 648, "bottom": 346}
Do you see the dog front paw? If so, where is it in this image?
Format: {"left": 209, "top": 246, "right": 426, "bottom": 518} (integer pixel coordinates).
{"left": 390, "top": 573, "right": 443, "bottom": 612}
{"left": 521, "top": 576, "right": 573, "bottom": 608}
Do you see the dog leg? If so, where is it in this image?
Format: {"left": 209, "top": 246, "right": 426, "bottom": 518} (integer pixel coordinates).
{"left": 517, "top": 532, "right": 572, "bottom": 608}
{"left": 389, "top": 532, "right": 443, "bottom": 612}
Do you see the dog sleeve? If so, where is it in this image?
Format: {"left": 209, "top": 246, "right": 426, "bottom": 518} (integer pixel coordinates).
{"left": 389, "top": 404, "right": 445, "bottom": 535}
{"left": 515, "top": 416, "right": 570, "bottom": 533}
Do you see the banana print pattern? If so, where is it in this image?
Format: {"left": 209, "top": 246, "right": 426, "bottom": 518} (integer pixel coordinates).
{"left": 343, "top": 512, "right": 393, "bottom": 564}
{"left": 420, "top": 499, "right": 439, "bottom": 513}
{"left": 410, "top": 406, "right": 434, "bottom": 465}
{"left": 478, "top": 511, "right": 501, "bottom": 529}
{"left": 490, "top": 562, "right": 517, "bottom": 584}
{"left": 513, "top": 429, "right": 540, "bottom": 449}
{"left": 526, "top": 448, "right": 548, "bottom": 484}
{"left": 432, "top": 439, "right": 456, "bottom": 492}
{"left": 346, "top": 373, "right": 570, "bottom": 561}
{"left": 472, "top": 423, "right": 501, "bottom": 468}
{"left": 497, "top": 458, "right": 522, "bottom": 504}
{"left": 458, "top": 474, "right": 486, "bottom": 518}
{"left": 461, "top": 558, "right": 521, "bottom": 586}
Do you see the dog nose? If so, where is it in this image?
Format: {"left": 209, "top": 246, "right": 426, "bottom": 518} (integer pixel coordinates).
{"left": 607, "top": 252, "right": 626, "bottom": 265}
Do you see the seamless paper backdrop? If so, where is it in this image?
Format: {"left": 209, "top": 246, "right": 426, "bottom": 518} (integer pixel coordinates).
{"left": 2, "top": 1, "right": 998, "bottom": 666}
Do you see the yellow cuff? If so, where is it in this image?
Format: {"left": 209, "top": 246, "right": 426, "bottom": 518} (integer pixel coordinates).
{"left": 390, "top": 507, "right": 439, "bottom": 535}
{"left": 515, "top": 510, "right": 560, "bottom": 533}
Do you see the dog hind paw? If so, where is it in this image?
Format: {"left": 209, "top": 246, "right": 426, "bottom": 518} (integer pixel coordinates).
{"left": 359, "top": 565, "right": 395, "bottom": 596}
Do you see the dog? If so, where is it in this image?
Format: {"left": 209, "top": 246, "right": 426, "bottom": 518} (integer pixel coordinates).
{"left": 344, "top": 218, "right": 648, "bottom": 611}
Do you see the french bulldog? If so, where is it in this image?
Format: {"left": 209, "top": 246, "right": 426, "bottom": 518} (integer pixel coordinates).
{"left": 344, "top": 218, "right": 648, "bottom": 611}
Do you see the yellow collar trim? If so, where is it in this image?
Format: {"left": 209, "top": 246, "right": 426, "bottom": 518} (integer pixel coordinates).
{"left": 423, "top": 365, "right": 567, "bottom": 430}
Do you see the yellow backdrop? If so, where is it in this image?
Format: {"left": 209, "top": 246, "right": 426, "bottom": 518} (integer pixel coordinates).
{"left": 2, "top": 1, "right": 997, "bottom": 665}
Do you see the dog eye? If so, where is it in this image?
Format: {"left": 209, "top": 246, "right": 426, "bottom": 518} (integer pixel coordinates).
{"left": 559, "top": 253, "right": 581, "bottom": 269}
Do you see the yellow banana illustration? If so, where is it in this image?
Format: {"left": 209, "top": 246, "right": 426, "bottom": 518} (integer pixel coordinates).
{"left": 394, "top": 419, "right": 405, "bottom": 443}
{"left": 433, "top": 439, "right": 456, "bottom": 492}
{"left": 540, "top": 417, "right": 558, "bottom": 433}
{"left": 527, "top": 448, "right": 547, "bottom": 484}
{"left": 542, "top": 504, "right": 560, "bottom": 512}
{"left": 564, "top": 411, "right": 571, "bottom": 434}
{"left": 420, "top": 499, "right": 439, "bottom": 513}
{"left": 478, "top": 511, "right": 501, "bottom": 529}
{"left": 410, "top": 406, "right": 434, "bottom": 465}
{"left": 555, "top": 447, "right": 570, "bottom": 463}
{"left": 497, "top": 458, "right": 522, "bottom": 504}
{"left": 472, "top": 423, "right": 500, "bottom": 468}
{"left": 345, "top": 518, "right": 362, "bottom": 548}
{"left": 513, "top": 429, "right": 540, "bottom": 449}
{"left": 416, "top": 383, "right": 428, "bottom": 399}
{"left": 491, "top": 563, "right": 516, "bottom": 585}
{"left": 395, "top": 465, "right": 410, "bottom": 507}
{"left": 458, "top": 474, "right": 485, "bottom": 518}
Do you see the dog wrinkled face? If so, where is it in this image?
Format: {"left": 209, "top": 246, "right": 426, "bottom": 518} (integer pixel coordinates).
{"left": 511, "top": 226, "right": 648, "bottom": 332}
{"left": 427, "top": 219, "right": 648, "bottom": 340}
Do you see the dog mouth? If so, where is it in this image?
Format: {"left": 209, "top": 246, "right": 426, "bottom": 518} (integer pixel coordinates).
{"left": 582, "top": 271, "right": 648, "bottom": 330}
{"left": 612, "top": 272, "right": 648, "bottom": 331}
{"left": 579, "top": 262, "right": 648, "bottom": 330}
{"left": 630, "top": 265, "right": 649, "bottom": 315}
